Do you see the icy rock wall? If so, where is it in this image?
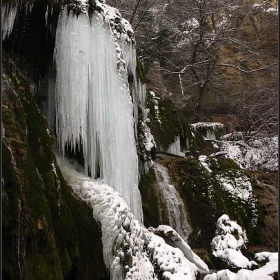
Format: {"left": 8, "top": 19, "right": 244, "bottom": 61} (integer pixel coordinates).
{"left": 54, "top": 7, "right": 142, "bottom": 221}
{"left": 154, "top": 162, "right": 191, "bottom": 240}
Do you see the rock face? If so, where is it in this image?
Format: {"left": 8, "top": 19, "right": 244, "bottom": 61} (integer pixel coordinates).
{"left": 140, "top": 155, "right": 278, "bottom": 269}
{"left": 2, "top": 0, "right": 278, "bottom": 279}
{"left": 2, "top": 53, "right": 109, "bottom": 280}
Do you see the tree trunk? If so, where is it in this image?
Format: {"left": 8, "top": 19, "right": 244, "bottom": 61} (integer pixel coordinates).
{"left": 195, "top": 86, "right": 206, "bottom": 121}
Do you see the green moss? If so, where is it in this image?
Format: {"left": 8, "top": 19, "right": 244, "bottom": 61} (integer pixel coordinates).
{"left": 146, "top": 92, "right": 187, "bottom": 150}
{"left": 209, "top": 157, "right": 240, "bottom": 173}
{"left": 145, "top": 91, "right": 206, "bottom": 156}
{"left": 139, "top": 168, "right": 161, "bottom": 228}
{"left": 2, "top": 52, "right": 109, "bottom": 280}
{"left": 155, "top": 157, "right": 265, "bottom": 251}
{"left": 136, "top": 57, "right": 146, "bottom": 83}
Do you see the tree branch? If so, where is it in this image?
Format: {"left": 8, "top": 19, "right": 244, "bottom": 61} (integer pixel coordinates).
{"left": 133, "top": 0, "right": 158, "bottom": 31}
{"left": 129, "top": 0, "right": 141, "bottom": 24}
{"left": 216, "top": 63, "right": 277, "bottom": 74}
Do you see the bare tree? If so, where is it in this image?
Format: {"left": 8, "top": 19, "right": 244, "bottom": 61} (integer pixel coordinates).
{"left": 235, "top": 79, "right": 278, "bottom": 139}
{"left": 172, "top": 2, "right": 273, "bottom": 110}
{"left": 106, "top": 0, "right": 278, "bottom": 133}
{"left": 142, "top": 0, "right": 277, "bottom": 123}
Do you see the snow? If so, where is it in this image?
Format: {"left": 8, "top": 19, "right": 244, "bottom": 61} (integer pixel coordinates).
{"left": 54, "top": 7, "right": 142, "bottom": 221}
{"left": 252, "top": 3, "right": 278, "bottom": 15}
{"left": 57, "top": 155, "right": 209, "bottom": 280}
{"left": 210, "top": 214, "right": 255, "bottom": 269}
{"left": 95, "top": 0, "right": 135, "bottom": 44}
{"left": 191, "top": 122, "right": 224, "bottom": 130}
{"left": 152, "top": 225, "right": 209, "bottom": 273}
{"left": 153, "top": 163, "right": 191, "bottom": 240}
{"left": 216, "top": 172, "right": 253, "bottom": 201}
{"left": 254, "top": 252, "right": 278, "bottom": 277}
{"left": 204, "top": 251, "right": 278, "bottom": 280}
{"left": 219, "top": 136, "right": 278, "bottom": 171}
{"left": 191, "top": 122, "right": 278, "bottom": 172}
{"left": 149, "top": 91, "right": 162, "bottom": 125}
{"left": 198, "top": 155, "right": 212, "bottom": 173}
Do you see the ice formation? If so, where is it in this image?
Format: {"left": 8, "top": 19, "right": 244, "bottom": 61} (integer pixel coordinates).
{"left": 57, "top": 156, "right": 209, "bottom": 280}
{"left": 54, "top": 5, "right": 142, "bottom": 221}
{"left": 204, "top": 251, "right": 278, "bottom": 280}
{"left": 167, "top": 136, "right": 186, "bottom": 157}
{"left": 191, "top": 122, "right": 224, "bottom": 141}
{"left": 2, "top": 3, "right": 17, "bottom": 40}
{"left": 154, "top": 163, "right": 191, "bottom": 241}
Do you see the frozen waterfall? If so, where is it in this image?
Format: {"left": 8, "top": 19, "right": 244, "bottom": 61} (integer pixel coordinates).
{"left": 54, "top": 8, "right": 142, "bottom": 221}
{"left": 154, "top": 162, "right": 192, "bottom": 240}
{"left": 167, "top": 135, "right": 186, "bottom": 157}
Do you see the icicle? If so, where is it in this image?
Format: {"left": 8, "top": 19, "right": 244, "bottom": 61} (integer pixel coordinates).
{"left": 54, "top": 8, "right": 143, "bottom": 221}
{"left": 2, "top": 3, "right": 17, "bottom": 40}
{"left": 45, "top": 5, "right": 48, "bottom": 26}
{"left": 206, "top": 129, "right": 216, "bottom": 140}
{"left": 167, "top": 135, "right": 185, "bottom": 157}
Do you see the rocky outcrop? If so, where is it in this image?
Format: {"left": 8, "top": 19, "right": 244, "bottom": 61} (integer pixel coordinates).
{"left": 140, "top": 156, "right": 278, "bottom": 270}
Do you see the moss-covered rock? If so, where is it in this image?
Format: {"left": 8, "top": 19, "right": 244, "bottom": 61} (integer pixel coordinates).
{"left": 145, "top": 91, "right": 204, "bottom": 155}
{"left": 2, "top": 52, "right": 109, "bottom": 280}
{"left": 139, "top": 155, "right": 275, "bottom": 271}
{"left": 139, "top": 168, "right": 161, "bottom": 228}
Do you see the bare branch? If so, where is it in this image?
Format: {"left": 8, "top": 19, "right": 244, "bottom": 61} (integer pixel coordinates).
{"left": 129, "top": 0, "right": 141, "bottom": 24}
{"left": 133, "top": 0, "right": 158, "bottom": 31}
{"left": 216, "top": 63, "right": 277, "bottom": 74}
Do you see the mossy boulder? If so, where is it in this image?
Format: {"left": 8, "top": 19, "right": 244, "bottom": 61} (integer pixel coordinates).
{"left": 145, "top": 91, "right": 204, "bottom": 155}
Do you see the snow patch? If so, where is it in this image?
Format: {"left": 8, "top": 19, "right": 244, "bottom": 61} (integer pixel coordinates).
{"left": 219, "top": 136, "right": 278, "bottom": 171}
{"left": 211, "top": 214, "right": 255, "bottom": 269}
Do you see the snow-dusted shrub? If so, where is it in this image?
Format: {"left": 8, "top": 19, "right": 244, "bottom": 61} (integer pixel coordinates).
{"left": 210, "top": 214, "right": 256, "bottom": 269}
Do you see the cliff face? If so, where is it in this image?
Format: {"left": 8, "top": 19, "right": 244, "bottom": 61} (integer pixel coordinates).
{"left": 2, "top": 53, "right": 109, "bottom": 280}
{"left": 2, "top": 0, "right": 278, "bottom": 279}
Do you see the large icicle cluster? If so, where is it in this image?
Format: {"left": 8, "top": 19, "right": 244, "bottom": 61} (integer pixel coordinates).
{"left": 54, "top": 2, "right": 142, "bottom": 221}
{"left": 167, "top": 136, "right": 186, "bottom": 157}
{"left": 57, "top": 156, "right": 209, "bottom": 280}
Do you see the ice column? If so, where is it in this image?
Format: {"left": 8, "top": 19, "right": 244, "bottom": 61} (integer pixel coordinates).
{"left": 167, "top": 135, "right": 186, "bottom": 157}
{"left": 54, "top": 9, "right": 143, "bottom": 221}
